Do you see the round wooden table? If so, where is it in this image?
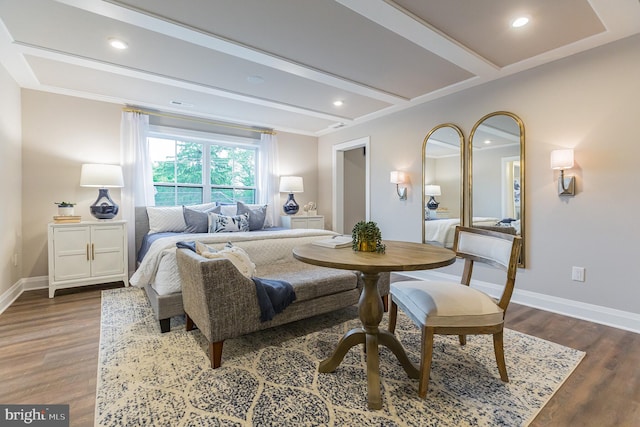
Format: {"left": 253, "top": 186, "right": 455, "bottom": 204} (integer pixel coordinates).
{"left": 293, "top": 240, "right": 456, "bottom": 409}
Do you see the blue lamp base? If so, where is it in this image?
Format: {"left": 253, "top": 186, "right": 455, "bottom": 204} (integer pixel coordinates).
{"left": 426, "top": 196, "right": 439, "bottom": 211}
{"left": 90, "top": 188, "right": 119, "bottom": 219}
{"left": 283, "top": 193, "right": 299, "bottom": 215}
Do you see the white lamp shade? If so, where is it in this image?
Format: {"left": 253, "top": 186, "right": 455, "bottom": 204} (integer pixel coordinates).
{"left": 279, "top": 176, "right": 304, "bottom": 193}
{"left": 424, "top": 185, "right": 441, "bottom": 196}
{"left": 389, "top": 171, "right": 406, "bottom": 184}
{"left": 550, "top": 149, "right": 574, "bottom": 170}
{"left": 80, "top": 164, "right": 124, "bottom": 188}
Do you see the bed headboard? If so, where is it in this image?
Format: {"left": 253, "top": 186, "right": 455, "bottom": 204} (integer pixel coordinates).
{"left": 135, "top": 206, "right": 150, "bottom": 257}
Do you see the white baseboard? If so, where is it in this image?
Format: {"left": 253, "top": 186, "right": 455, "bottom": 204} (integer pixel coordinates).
{"left": 0, "top": 276, "right": 48, "bottom": 316}
{"left": 0, "top": 280, "right": 23, "bottom": 315}
{"left": 396, "top": 271, "right": 640, "bottom": 334}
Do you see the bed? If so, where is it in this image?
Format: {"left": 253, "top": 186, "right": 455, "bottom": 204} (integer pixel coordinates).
{"left": 425, "top": 217, "right": 519, "bottom": 248}
{"left": 130, "top": 204, "right": 341, "bottom": 331}
{"left": 131, "top": 204, "right": 336, "bottom": 295}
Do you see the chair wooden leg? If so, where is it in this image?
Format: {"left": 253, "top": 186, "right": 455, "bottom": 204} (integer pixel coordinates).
{"left": 185, "top": 313, "right": 195, "bottom": 331}
{"left": 388, "top": 300, "right": 398, "bottom": 333}
{"left": 418, "top": 327, "right": 435, "bottom": 398}
{"left": 210, "top": 341, "right": 224, "bottom": 369}
{"left": 382, "top": 294, "right": 389, "bottom": 312}
{"left": 493, "top": 330, "right": 509, "bottom": 382}
{"left": 458, "top": 335, "right": 466, "bottom": 345}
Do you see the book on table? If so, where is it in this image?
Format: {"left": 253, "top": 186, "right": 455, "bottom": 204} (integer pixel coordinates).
{"left": 312, "top": 235, "right": 353, "bottom": 248}
{"left": 53, "top": 215, "right": 81, "bottom": 224}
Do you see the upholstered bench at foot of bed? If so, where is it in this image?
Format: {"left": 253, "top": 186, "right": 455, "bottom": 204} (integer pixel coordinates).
{"left": 176, "top": 248, "right": 390, "bottom": 368}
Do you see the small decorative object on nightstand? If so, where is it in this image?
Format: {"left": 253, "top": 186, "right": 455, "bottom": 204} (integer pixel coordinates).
{"left": 303, "top": 201, "right": 317, "bottom": 216}
{"left": 53, "top": 202, "right": 80, "bottom": 223}
{"left": 80, "top": 163, "right": 124, "bottom": 220}
{"left": 54, "top": 201, "right": 76, "bottom": 216}
{"left": 279, "top": 176, "right": 304, "bottom": 215}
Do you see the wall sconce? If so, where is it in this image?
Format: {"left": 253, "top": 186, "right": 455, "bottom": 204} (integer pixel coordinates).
{"left": 424, "top": 185, "right": 441, "bottom": 210}
{"left": 550, "top": 149, "right": 575, "bottom": 196}
{"left": 279, "top": 176, "right": 304, "bottom": 214}
{"left": 390, "top": 171, "right": 407, "bottom": 200}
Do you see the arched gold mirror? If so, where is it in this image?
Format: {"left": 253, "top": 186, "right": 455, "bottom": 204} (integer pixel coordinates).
{"left": 422, "top": 124, "right": 464, "bottom": 247}
{"left": 469, "top": 111, "right": 525, "bottom": 266}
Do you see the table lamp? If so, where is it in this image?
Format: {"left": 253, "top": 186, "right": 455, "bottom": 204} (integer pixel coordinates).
{"left": 279, "top": 176, "right": 304, "bottom": 215}
{"left": 80, "top": 163, "right": 124, "bottom": 219}
{"left": 425, "top": 185, "right": 441, "bottom": 210}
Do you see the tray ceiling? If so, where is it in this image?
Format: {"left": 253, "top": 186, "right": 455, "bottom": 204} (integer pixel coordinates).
{"left": 1, "top": 0, "right": 639, "bottom": 135}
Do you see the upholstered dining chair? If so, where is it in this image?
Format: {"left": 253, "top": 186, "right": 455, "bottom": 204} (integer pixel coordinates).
{"left": 388, "top": 226, "right": 522, "bottom": 398}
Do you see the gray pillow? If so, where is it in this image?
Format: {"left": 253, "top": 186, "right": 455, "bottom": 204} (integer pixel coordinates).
{"left": 236, "top": 202, "right": 267, "bottom": 231}
{"left": 183, "top": 205, "right": 221, "bottom": 233}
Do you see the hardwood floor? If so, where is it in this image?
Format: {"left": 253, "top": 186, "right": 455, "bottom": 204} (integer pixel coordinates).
{"left": 0, "top": 284, "right": 639, "bottom": 426}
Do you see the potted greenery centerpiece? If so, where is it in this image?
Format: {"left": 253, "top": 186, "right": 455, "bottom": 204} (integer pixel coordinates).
{"left": 54, "top": 201, "right": 76, "bottom": 216}
{"left": 352, "top": 220, "right": 386, "bottom": 253}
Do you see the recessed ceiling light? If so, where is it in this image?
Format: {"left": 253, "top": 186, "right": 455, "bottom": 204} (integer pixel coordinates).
{"left": 512, "top": 16, "right": 530, "bottom": 28}
{"left": 108, "top": 38, "right": 128, "bottom": 50}
{"left": 484, "top": 140, "right": 492, "bottom": 145}
{"left": 247, "top": 75, "right": 265, "bottom": 84}
{"left": 333, "top": 100, "right": 344, "bottom": 107}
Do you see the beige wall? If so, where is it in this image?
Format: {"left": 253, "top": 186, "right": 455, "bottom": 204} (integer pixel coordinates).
{"left": 319, "top": 34, "right": 640, "bottom": 314}
{"left": 0, "top": 64, "right": 22, "bottom": 295}
{"left": 20, "top": 92, "right": 318, "bottom": 278}
{"left": 276, "top": 131, "right": 319, "bottom": 216}
{"left": 21, "top": 91, "right": 123, "bottom": 278}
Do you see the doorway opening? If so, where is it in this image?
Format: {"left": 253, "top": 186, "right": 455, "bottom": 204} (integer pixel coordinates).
{"left": 333, "top": 137, "right": 370, "bottom": 234}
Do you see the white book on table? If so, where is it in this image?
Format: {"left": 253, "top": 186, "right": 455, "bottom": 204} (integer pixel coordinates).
{"left": 312, "top": 235, "right": 353, "bottom": 248}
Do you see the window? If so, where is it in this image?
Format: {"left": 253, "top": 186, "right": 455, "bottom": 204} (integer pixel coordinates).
{"left": 148, "top": 127, "right": 258, "bottom": 206}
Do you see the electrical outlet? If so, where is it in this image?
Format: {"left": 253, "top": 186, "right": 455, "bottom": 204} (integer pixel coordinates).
{"left": 572, "top": 266, "right": 585, "bottom": 282}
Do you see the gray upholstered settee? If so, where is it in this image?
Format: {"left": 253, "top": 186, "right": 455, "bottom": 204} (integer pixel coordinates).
{"left": 176, "top": 241, "right": 389, "bottom": 369}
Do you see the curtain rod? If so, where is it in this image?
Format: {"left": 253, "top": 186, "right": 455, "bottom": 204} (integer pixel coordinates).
{"left": 122, "top": 107, "right": 276, "bottom": 135}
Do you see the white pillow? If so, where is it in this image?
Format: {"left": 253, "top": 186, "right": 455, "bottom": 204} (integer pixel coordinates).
{"left": 207, "top": 212, "right": 250, "bottom": 233}
{"left": 147, "top": 203, "right": 217, "bottom": 234}
{"left": 195, "top": 241, "right": 255, "bottom": 278}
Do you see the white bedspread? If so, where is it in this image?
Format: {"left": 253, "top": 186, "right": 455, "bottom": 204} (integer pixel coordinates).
{"left": 130, "top": 228, "right": 336, "bottom": 295}
{"left": 425, "top": 219, "right": 462, "bottom": 244}
{"left": 425, "top": 217, "right": 498, "bottom": 248}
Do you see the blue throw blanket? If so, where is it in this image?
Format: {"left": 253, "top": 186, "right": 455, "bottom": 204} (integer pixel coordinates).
{"left": 252, "top": 277, "right": 296, "bottom": 322}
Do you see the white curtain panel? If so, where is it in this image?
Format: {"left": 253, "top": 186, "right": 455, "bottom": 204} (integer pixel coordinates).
{"left": 257, "top": 133, "right": 280, "bottom": 227}
{"left": 120, "top": 111, "right": 153, "bottom": 270}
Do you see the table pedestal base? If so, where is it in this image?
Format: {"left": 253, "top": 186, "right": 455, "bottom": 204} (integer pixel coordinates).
{"left": 318, "top": 272, "right": 419, "bottom": 410}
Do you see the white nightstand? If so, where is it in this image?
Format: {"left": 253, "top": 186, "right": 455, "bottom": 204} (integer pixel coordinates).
{"left": 47, "top": 220, "right": 129, "bottom": 298}
{"left": 281, "top": 215, "right": 324, "bottom": 230}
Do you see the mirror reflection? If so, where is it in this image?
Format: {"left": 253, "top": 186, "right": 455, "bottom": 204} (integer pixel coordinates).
{"left": 422, "top": 124, "right": 464, "bottom": 247}
{"left": 469, "top": 111, "right": 525, "bottom": 266}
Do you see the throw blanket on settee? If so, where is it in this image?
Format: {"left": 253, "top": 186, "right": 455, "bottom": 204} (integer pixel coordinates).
{"left": 252, "top": 277, "right": 296, "bottom": 321}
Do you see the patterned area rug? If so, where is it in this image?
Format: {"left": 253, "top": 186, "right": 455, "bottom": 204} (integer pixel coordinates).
{"left": 95, "top": 287, "right": 584, "bottom": 426}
